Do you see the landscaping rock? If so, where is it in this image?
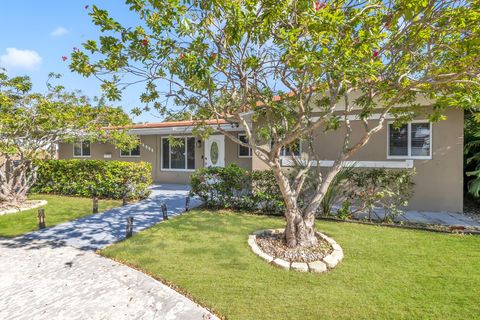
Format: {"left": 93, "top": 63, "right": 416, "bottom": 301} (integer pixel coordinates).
{"left": 272, "top": 258, "right": 290, "bottom": 270}
{"left": 248, "top": 235, "right": 274, "bottom": 262}
{"left": 291, "top": 262, "right": 309, "bottom": 272}
{"left": 308, "top": 261, "right": 328, "bottom": 273}
{"left": 0, "top": 200, "right": 48, "bottom": 216}
{"left": 249, "top": 229, "right": 344, "bottom": 274}
{"left": 323, "top": 249, "right": 343, "bottom": 269}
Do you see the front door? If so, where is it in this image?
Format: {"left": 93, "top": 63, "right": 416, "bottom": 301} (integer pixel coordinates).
{"left": 204, "top": 135, "right": 225, "bottom": 167}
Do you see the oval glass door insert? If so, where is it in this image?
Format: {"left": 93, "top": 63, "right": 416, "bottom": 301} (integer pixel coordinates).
{"left": 210, "top": 141, "right": 219, "bottom": 165}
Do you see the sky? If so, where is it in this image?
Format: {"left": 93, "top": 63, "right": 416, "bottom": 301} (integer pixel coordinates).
{"left": 0, "top": 0, "right": 161, "bottom": 123}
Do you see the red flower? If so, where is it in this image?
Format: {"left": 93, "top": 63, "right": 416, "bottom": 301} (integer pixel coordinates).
{"left": 372, "top": 50, "right": 379, "bottom": 58}
{"left": 141, "top": 39, "right": 149, "bottom": 46}
{"left": 314, "top": 1, "right": 326, "bottom": 11}
{"left": 62, "top": 56, "right": 68, "bottom": 61}
{"left": 180, "top": 53, "right": 185, "bottom": 59}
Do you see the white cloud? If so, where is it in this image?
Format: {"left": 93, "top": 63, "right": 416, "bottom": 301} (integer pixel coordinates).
{"left": 50, "top": 26, "right": 69, "bottom": 37}
{"left": 0, "top": 48, "right": 42, "bottom": 71}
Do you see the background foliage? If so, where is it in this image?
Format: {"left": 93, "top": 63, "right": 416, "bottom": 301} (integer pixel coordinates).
{"left": 191, "top": 164, "right": 414, "bottom": 219}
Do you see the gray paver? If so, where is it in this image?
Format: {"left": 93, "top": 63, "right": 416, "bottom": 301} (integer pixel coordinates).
{"left": 331, "top": 205, "right": 480, "bottom": 228}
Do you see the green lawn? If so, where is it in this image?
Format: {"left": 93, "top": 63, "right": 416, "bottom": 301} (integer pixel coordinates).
{"left": 100, "top": 210, "right": 480, "bottom": 320}
{"left": 0, "top": 194, "right": 122, "bottom": 237}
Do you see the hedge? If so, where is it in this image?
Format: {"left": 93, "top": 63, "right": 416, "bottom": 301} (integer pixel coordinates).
{"left": 31, "top": 159, "right": 152, "bottom": 199}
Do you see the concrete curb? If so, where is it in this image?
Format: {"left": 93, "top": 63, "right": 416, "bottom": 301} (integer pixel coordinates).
{"left": 0, "top": 200, "right": 48, "bottom": 216}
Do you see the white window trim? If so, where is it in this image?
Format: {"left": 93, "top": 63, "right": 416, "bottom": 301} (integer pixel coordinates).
{"left": 238, "top": 134, "right": 252, "bottom": 158}
{"left": 387, "top": 120, "right": 432, "bottom": 160}
{"left": 119, "top": 146, "right": 141, "bottom": 158}
{"left": 73, "top": 141, "right": 91, "bottom": 158}
{"left": 161, "top": 136, "right": 196, "bottom": 172}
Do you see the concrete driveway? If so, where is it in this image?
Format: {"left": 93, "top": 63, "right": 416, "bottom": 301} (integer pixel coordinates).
{"left": 0, "top": 185, "right": 214, "bottom": 320}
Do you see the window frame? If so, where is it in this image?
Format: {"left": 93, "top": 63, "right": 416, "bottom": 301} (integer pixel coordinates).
{"left": 237, "top": 134, "right": 252, "bottom": 158}
{"left": 119, "top": 145, "right": 141, "bottom": 158}
{"left": 161, "top": 136, "right": 196, "bottom": 172}
{"left": 279, "top": 140, "right": 302, "bottom": 158}
{"left": 387, "top": 120, "right": 432, "bottom": 160}
{"left": 73, "top": 141, "right": 91, "bottom": 158}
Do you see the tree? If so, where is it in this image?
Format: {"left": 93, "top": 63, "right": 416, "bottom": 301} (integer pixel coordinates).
{"left": 0, "top": 71, "right": 136, "bottom": 206}
{"left": 71, "top": 0, "right": 480, "bottom": 247}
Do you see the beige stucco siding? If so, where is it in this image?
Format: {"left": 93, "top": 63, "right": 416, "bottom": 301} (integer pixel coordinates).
{"left": 58, "top": 131, "right": 250, "bottom": 185}
{"left": 58, "top": 107, "right": 464, "bottom": 213}
{"left": 225, "top": 133, "right": 252, "bottom": 171}
{"left": 58, "top": 136, "right": 158, "bottom": 180}
{"left": 252, "top": 108, "right": 464, "bottom": 212}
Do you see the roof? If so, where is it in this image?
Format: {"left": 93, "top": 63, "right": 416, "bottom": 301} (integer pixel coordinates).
{"left": 108, "top": 119, "right": 229, "bottom": 130}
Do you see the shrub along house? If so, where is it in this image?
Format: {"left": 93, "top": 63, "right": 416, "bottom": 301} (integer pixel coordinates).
{"left": 58, "top": 105, "right": 464, "bottom": 213}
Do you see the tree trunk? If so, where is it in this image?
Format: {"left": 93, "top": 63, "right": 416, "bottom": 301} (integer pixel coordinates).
{"left": 0, "top": 158, "right": 36, "bottom": 207}
{"left": 271, "top": 164, "right": 319, "bottom": 248}
{"left": 284, "top": 207, "right": 318, "bottom": 248}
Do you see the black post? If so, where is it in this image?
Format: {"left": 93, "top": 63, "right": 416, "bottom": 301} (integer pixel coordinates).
{"left": 38, "top": 209, "right": 46, "bottom": 229}
{"left": 93, "top": 196, "right": 98, "bottom": 214}
{"left": 126, "top": 216, "right": 134, "bottom": 238}
{"left": 161, "top": 203, "right": 168, "bottom": 220}
{"left": 122, "top": 195, "right": 127, "bottom": 206}
{"left": 185, "top": 196, "right": 190, "bottom": 212}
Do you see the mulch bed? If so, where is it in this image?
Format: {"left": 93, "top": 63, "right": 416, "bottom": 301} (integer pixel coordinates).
{"left": 255, "top": 232, "right": 332, "bottom": 263}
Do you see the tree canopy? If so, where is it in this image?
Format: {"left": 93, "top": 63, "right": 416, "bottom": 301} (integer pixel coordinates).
{"left": 0, "top": 71, "right": 136, "bottom": 205}
{"left": 71, "top": 0, "right": 480, "bottom": 247}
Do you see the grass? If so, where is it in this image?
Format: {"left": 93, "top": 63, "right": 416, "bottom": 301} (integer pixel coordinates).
{"left": 0, "top": 194, "right": 122, "bottom": 238}
{"left": 100, "top": 209, "right": 480, "bottom": 320}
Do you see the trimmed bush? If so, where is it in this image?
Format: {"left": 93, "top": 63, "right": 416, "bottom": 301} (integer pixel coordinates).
{"left": 191, "top": 164, "right": 284, "bottom": 214}
{"left": 31, "top": 159, "right": 152, "bottom": 199}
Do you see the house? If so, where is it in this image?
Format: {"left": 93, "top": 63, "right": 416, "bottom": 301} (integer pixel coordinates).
{"left": 57, "top": 107, "right": 464, "bottom": 213}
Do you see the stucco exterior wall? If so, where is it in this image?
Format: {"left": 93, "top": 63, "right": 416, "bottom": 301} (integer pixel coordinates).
{"left": 58, "top": 107, "right": 464, "bottom": 213}
{"left": 58, "top": 131, "right": 251, "bottom": 185}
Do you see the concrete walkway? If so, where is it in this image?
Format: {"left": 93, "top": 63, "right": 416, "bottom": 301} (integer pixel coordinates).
{"left": 0, "top": 184, "right": 215, "bottom": 320}
{"left": 350, "top": 208, "right": 480, "bottom": 228}
{"left": 14, "top": 184, "right": 202, "bottom": 250}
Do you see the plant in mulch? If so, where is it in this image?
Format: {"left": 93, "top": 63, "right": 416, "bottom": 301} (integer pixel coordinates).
{"left": 256, "top": 232, "right": 332, "bottom": 263}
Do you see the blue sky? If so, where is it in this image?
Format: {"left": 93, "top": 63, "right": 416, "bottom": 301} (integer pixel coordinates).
{"left": 0, "top": 1, "right": 160, "bottom": 123}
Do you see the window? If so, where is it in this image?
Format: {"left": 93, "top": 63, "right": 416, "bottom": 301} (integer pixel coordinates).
{"left": 280, "top": 141, "right": 301, "bottom": 157}
{"left": 73, "top": 141, "right": 91, "bottom": 157}
{"left": 388, "top": 121, "right": 431, "bottom": 159}
{"left": 161, "top": 137, "right": 196, "bottom": 171}
{"left": 120, "top": 145, "right": 141, "bottom": 157}
{"left": 238, "top": 134, "right": 252, "bottom": 157}
{"left": 271, "top": 139, "right": 301, "bottom": 157}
